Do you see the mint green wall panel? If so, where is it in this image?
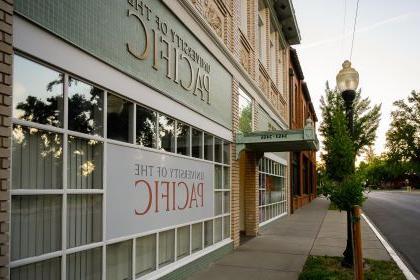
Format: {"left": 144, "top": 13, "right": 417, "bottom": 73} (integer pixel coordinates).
{"left": 15, "top": 0, "right": 232, "bottom": 128}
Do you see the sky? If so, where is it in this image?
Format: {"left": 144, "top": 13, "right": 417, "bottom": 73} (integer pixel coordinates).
{"left": 293, "top": 0, "right": 420, "bottom": 157}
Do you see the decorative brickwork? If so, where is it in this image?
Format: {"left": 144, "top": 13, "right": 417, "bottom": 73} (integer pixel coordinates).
{"left": 0, "top": 0, "right": 12, "bottom": 279}
{"left": 231, "top": 79, "right": 240, "bottom": 248}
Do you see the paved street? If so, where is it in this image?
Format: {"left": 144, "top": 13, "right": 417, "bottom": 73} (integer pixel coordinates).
{"left": 363, "top": 191, "right": 420, "bottom": 279}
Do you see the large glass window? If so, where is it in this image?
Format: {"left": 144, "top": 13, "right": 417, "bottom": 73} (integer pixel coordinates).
{"left": 136, "top": 234, "right": 156, "bottom": 277}
{"left": 12, "top": 125, "right": 63, "bottom": 190}
{"left": 191, "top": 128, "right": 203, "bottom": 159}
{"left": 107, "top": 240, "right": 132, "bottom": 280}
{"left": 158, "top": 114, "right": 175, "bottom": 153}
{"left": 107, "top": 93, "right": 134, "bottom": 143}
{"left": 176, "top": 121, "right": 190, "bottom": 156}
{"left": 68, "top": 78, "right": 104, "bottom": 136}
{"left": 238, "top": 88, "right": 252, "bottom": 133}
{"left": 10, "top": 55, "right": 232, "bottom": 279}
{"left": 13, "top": 55, "right": 64, "bottom": 127}
{"left": 258, "top": 157, "right": 287, "bottom": 224}
{"left": 67, "top": 247, "right": 102, "bottom": 280}
{"left": 67, "top": 136, "right": 103, "bottom": 189}
{"left": 11, "top": 195, "right": 62, "bottom": 260}
{"left": 136, "top": 104, "right": 157, "bottom": 148}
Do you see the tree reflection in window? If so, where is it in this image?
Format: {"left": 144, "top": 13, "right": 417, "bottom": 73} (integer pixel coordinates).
{"left": 238, "top": 88, "right": 252, "bottom": 133}
{"left": 176, "top": 121, "right": 190, "bottom": 156}
{"left": 107, "top": 94, "right": 133, "bottom": 143}
{"left": 68, "top": 79, "right": 104, "bottom": 136}
{"left": 158, "top": 115, "right": 175, "bottom": 153}
{"left": 13, "top": 55, "right": 64, "bottom": 127}
{"left": 136, "top": 105, "right": 157, "bottom": 148}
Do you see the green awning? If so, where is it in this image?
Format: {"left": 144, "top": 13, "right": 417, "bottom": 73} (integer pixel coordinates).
{"left": 236, "top": 126, "right": 319, "bottom": 159}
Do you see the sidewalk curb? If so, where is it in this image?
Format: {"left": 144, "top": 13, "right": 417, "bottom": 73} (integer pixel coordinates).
{"left": 362, "top": 213, "right": 417, "bottom": 280}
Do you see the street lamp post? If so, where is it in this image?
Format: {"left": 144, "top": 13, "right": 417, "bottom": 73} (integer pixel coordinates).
{"left": 336, "top": 60, "right": 359, "bottom": 267}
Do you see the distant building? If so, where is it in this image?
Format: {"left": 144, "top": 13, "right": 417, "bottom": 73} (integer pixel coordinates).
{"left": 289, "top": 48, "right": 318, "bottom": 211}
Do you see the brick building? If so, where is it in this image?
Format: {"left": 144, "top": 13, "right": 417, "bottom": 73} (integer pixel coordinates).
{"left": 1, "top": 0, "right": 318, "bottom": 279}
{"left": 289, "top": 47, "right": 318, "bottom": 212}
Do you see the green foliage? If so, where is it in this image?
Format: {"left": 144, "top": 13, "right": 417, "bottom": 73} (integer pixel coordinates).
{"left": 386, "top": 91, "right": 420, "bottom": 163}
{"left": 320, "top": 174, "right": 366, "bottom": 211}
{"left": 319, "top": 82, "right": 380, "bottom": 209}
{"left": 319, "top": 83, "right": 381, "bottom": 157}
{"left": 322, "top": 103, "right": 355, "bottom": 181}
{"left": 238, "top": 103, "right": 252, "bottom": 133}
{"left": 299, "top": 256, "right": 406, "bottom": 280}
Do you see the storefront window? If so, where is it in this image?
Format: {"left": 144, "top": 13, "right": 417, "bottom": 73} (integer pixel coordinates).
{"left": 11, "top": 257, "right": 61, "bottom": 280}
{"left": 107, "top": 94, "right": 134, "bottom": 143}
{"left": 238, "top": 88, "right": 252, "bottom": 133}
{"left": 11, "top": 195, "right": 62, "bottom": 261}
{"left": 158, "top": 114, "right": 175, "bottom": 153}
{"left": 159, "top": 229, "right": 175, "bottom": 267}
{"left": 177, "top": 226, "right": 190, "bottom": 259}
{"left": 106, "top": 240, "right": 132, "bottom": 280}
{"left": 204, "top": 133, "right": 213, "bottom": 161}
{"left": 67, "top": 194, "right": 102, "bottom": 248}
{"left": 68, "top": 78, "right": 104, "bottom": 136}
{"left": 10, "top": 55, "right": 232, "bottom": 279}
{"left": 67, "top": 247, "right": 102, "bottom": 280}
{"left": 176, "top": 121, "right": 190, "bottom": 156}
{"left": 136, "top": 104, "right": 157, "bottom": 148}
{"left": 13, "top": 55, "right": 64, "bottom": 127}
{"left": 136, "top": 234, "right": 156, "bottom": 277}
{"left": 191, "top": 128, "right": 203, "bottom": 159}
{"left": 191, "top": 223, "right": 203, "bottom": 253}
{"left": 258, "top": 157, "right": 287, "bottom": 224}
{"left": 12, "top": 125, "right": 63, "bottom": 190}
{"left": 67, "top": 136, "right": 103, "bottom": 189}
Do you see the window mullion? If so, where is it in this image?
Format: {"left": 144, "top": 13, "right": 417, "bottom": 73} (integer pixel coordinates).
{"left": 62, "top": 73, "right": 69, "bottom": 280}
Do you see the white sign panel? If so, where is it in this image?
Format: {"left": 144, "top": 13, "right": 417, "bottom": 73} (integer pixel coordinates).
{"left": 106, "top": 143, "right": 214, "bottom": 240}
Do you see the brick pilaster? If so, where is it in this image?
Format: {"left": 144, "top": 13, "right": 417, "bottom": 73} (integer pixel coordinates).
{"left": 242, "top": 151, "right": 259, "bottom": 236}
{"left": 231, "top": 79, "right": 240, "bottom": 248}
{"left": 0, "top": 0, "right": 12, "bottom": 279}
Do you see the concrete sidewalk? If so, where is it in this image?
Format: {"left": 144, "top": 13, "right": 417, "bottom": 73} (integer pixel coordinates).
{"left": 188, "top": 198, "right": 330, "bottom": 280}
{"left": 311, "top": 210, "right": 391, "bottom": 260}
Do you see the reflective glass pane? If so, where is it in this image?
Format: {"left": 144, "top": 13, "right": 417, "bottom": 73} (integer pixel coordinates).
{"left": 177, "top": 226, "right": 190, "bottom": 259}
{"left": 11, "top": 257, "right": 61, "bottom": 280}
{"left": 107, "top": 94, "right": 134, "bottom": 143}
{"left": 12, "top": 125, "right": 63, "bottom": 189}
{"left": 106, "top": 240, "right": 132, "bottom": 280}
{"left": 11, "top": 195, "right": 62, "bottom": 261}
{"left": 214, "top": 138, "right": 222, "bottom": 163}
{"left": 176, "top": 122, "right": 190, "bottom": 156}
{"left": 191, "top": 128, "right": 203, "bottom": 159}
{"left": 67, "top": 136, "right": 103, "bottom": 189}
{"left": 223, "top": 216, "right": 231, "bottom": 239}
{"left": 204, "top": 220, "right": 213, "bottom": 247}
{"left": 158, "top": 115, "right": 175, "bottom": 153}
{"left": 215, "top": 165, "right": 222, "bottom": 189}
{"left": 67, "top": 194, "right": 102, "bottom": 248}
{"left": 204, "top": 133, "right": 213, "bottom": 161}
{"left": 136, "top": 105, "right": 157, "bottom": 148}
{"left": 223, "top": 167, "right": 230, "bottom": 189}
{"left": 223, "top": 142, "right": 230, "bottom": 164}
{"left": 191, "top": 223, "right": 202, "bottom": 253}
{"left": 238, "top": 88, "right": 252, "bottom": 133}
{"left": 159, "top": 229, "right": 175, "bottom": 267}
{"left": 214, "top": 217, "right": 222, "bottom": 243}
{"left": 224, "top": 191, "right": 230, "bottom": 213}
{"left": 13, "top": 55, "right": 63, "bottom": 127}
{"left": 136, "top": 234, "right": 156, "bottom": 277}
{"left": 67, "top": 247, "right": 102, "bottom": 280}
{"left": 68, "top": 78, "right": 104, "bottom": 135}
{"left": 214, "top": 191, "right": 222, "bottom": 215}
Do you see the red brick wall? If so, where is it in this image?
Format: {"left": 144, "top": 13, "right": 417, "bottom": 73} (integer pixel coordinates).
{"left": 0, "top": 0, "right": 12, "bottom": 278}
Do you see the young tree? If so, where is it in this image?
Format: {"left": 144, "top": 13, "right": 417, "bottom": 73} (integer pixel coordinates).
{"left": 319, "top": 82, "right": 380, "bottom": 267}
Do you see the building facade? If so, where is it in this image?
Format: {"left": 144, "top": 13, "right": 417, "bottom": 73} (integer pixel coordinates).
{"left": 0, "top": 0, "right": 317, "bottom": 279}
{"left": 289, "top": 48, "right": 318, "bottom": 212}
